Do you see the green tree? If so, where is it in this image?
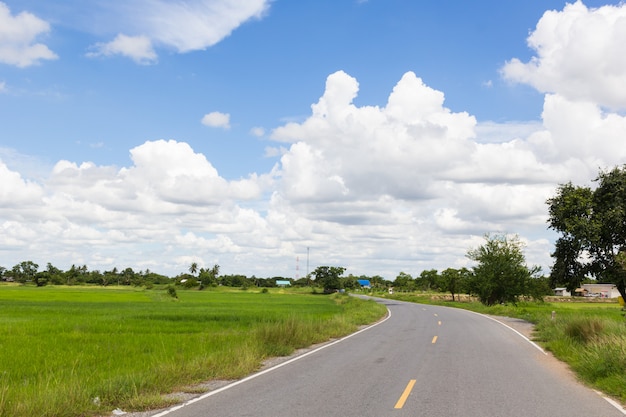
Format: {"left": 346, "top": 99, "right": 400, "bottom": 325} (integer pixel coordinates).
{"left": 547, "top": 166, "right": 626, "bottom": 301}
{"left": 34, "top": 262, "right": 63, "bottom": 287}
{"left": 439, "top": 267, "right": 470, "bottom": 301}
{"left": 121, "top": 267, "right": 135, "bottom": 285}
{"left": 342, "top": 274, "right": 360, "bottom": 290}
{"left": 12, "top": 261, "right": 39, "bottom": 284}
{"left": 312, "top": 266, "right": 346, "bottom": 293}
{"left": 368, "top": 275, "right": 388, "bottom": 289}
{"left": 104, "top": 267, "right": 119, "bottom": 286}
{"left": 64, "top": 264, "right": 80, "bottom": 285}
{"left": 467, "top": 234, "right": 540, "bottom": 306}
{"left": 198, "top": 264, "right": 220, "bottom": 289}
{"left": 417, "top": 269, "right": 439, "bottom": 291}
{"left": 393, "top": 272, "right": 414, "bottom": 291}
{"left": 189, "top": 262, "right": 198, "bottom": 276}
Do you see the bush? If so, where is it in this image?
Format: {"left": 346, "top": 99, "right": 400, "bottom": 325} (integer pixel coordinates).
{"left": 166, "top": 286, "right": 177, "bottom": 299}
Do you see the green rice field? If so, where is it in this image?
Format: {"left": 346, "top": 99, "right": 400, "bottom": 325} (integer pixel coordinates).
{"left": 0, "top": 285, "right": 387, "bottom": 417}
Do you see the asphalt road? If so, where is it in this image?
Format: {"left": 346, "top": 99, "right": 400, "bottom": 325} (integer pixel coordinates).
{"left": 147, "top": 297, "right": 625, "bottom": 417}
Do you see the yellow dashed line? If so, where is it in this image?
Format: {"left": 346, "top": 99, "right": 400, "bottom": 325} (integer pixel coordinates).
{"left": 432, "top": 335, "right": 438, "bottom": 344}
{"left": 394, "top": 379, "right": 416, "bottom": 409}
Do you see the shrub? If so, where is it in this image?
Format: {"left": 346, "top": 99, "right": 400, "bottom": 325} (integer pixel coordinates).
{"left": 166, "top": 286, "right": 177, "bottom": 299}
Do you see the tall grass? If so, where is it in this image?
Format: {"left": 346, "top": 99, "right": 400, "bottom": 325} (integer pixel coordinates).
{"left": 0, "top": 286, "right": 386, "bottom": 417}
{"left": 534, "top": 312, "right": 626, "bottom": 401}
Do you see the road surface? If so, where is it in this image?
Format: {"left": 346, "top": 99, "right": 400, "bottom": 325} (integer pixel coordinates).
{"left": 142, "top": 297, "right": 625, "bottom": 417}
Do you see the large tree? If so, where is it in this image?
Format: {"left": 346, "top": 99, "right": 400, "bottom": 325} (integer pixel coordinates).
{"left": 12, "top": 261, "right": 39, "bottom": 284}
{"left": 393, "top": 272, "right": 414, "bottom": 291}
{"left": 467, "top": 234, "right": 540, "bottom": 306}
{"left": 198, "top": 264, "right": 220, "bottom": 288}
{"left": 547, "top": 166, "right": 626, "bottom": 301}
{"left": 312, "top": 266, "right": 346, "bottom": 293}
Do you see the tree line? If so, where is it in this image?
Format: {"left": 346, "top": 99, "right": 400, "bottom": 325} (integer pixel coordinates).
{"left": 0, "top": 260, "right": 390, "bottom": 291}
{"left": 310, "top": 234, "right": 552, "bottom": 305}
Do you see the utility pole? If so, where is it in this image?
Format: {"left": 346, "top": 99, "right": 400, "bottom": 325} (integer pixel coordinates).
{"left": 306, "top": 247, "right": 310, "bottom": 286}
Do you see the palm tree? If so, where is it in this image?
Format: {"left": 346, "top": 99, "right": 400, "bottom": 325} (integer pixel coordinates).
{"left": 189, "top": 262, "right": 198, "bottom": 276}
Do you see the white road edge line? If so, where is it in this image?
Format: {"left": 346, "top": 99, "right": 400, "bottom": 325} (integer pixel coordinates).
{"left": 594, "top": 390, "right": 626, "bottom": 415}
{"left": 464, "top": 309, "right": 547, "bottom": 355}
{"left": 150, "top": 307, "right": 392, "bottom": 417}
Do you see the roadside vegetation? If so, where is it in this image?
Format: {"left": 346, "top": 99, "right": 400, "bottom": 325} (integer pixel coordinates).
{"left": 0, "top": 285, "right": 386, "bottom": 417}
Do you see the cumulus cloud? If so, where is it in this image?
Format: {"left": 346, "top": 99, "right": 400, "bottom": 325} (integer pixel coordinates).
{"left": 272, "top": 70, "right": 477, "bottom": 203}
{"left": 202, "top": 111, "right": 231, "bottom": 129}
{"left": 0, "top": 2, "right": 57, "bottom": 67}
{"left": 49, "top": 140, "right": 264, "bottom": 211}
{"left": 86, "top": 34, "right": 157, "bottom": 64}
{"left": 501, "top": 1, "right": 626, "bottom": 109}
{"left": 86, "top": 0, "right": 270, "bottom": 62}
{"left": 0, "top": 160, "right": 44, "bottom": 207}
{"left": 266, "top": 61, "right": 626, "bottom": 275}
{"left": 0, "top": 139, "right": 276, "bottom": 273}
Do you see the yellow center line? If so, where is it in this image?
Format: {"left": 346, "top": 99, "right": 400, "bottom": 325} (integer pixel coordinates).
{"left": 394, "top": 379, "right": 416, "bottom": 409}
{"left": 438, "top": 321, "right": 442, "bottom": 326}
{"left": 432, "top": 335, "right": 438, "bottom": 344}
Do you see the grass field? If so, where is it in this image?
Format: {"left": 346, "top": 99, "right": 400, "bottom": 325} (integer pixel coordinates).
{"left": 382, "top": 292, "right": 626, "bottom": 403}
{"left": 0, "top": 285, "right": 387, "bottom": 417}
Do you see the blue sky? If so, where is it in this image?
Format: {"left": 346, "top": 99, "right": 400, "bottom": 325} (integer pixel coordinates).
{"left": 2, "top": 0, "right": 626, "bottom": 279}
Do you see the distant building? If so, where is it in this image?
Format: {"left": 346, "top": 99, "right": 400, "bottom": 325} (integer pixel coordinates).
{"left": 553, "top": 288, "right": 571, "bottom": 296}
{"left": 357, "top": 279, "right": 371, "bottom": 288}
{"left": 276, "top": 280, "right": 291, "bottom": 287}
{"left": 581, "top": 283, "right": 620, "bottom": 298}
{"left": 554, "top": 283, "right": 620, "bottom": 298}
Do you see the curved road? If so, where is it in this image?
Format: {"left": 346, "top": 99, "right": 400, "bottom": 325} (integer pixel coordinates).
{"left": 149, "top": 297, "right": 625, "bottom": 417}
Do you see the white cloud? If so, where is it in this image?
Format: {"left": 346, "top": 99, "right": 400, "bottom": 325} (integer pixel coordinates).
{"left": 49, "top": 140, "right": 265, "bottom": 210}
{"left": 86, "top": 34, "right": 157, "bottom": 65}
{"left": 272, "top": 70, "right": 477, "bottom": 202}
{"left": 501, "top": 1, "right": 626, "bottom": 110}
{"left": 0, "top": 2, "right": 57, "bottom": 67}
{"left": 202, "top": 111, "right": 231, "bottom": 129}
{"left": 0, "top": 160, "right": 44, "bottom": 207}
{"left": 250, "top": 127, "right": 265, "bottom": 137}
{"left": 85, "top": 0, "right": 270, "bottom": 63}
{"left": 142, "top": 0, "right": 270, "bottom": 52}
{"left": 0, "top": 81, "right": 6, "bottom": 93}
